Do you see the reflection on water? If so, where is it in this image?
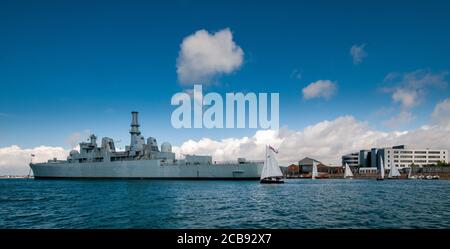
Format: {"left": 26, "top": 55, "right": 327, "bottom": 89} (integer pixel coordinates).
{"left": 0, "top": 179, "right": 449, "bottom": 228}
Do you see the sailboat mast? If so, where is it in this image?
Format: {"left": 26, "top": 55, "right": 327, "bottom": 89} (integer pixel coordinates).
{"left": 312, "top": 160, "right": 316, "bottom": 179}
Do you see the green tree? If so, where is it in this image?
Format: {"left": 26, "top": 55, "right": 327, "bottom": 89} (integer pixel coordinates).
{"left": 436, "top": 161, "right": 450, "bottom": 167}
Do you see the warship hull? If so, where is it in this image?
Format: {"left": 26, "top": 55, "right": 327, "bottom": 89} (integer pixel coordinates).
{"left": 31, "top": 160, "right": 263, "bottom": 180}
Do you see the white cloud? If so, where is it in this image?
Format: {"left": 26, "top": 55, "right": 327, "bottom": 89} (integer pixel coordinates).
{"left": 176, "top": 28, "right": 244, "bottom": 84}
{"left": 302, "top": 80, "right": 337, "bottom": 100}
{"left": 2, "top": 101, "right": 449, "bottom": 175}
{"left": 174, "top": 113, "right": 450, "bottom": 166}
{"left": 431, "top": 98, "right": 450, "bottom": 126}
{"left": 383, "top": 69, "right": 448, "bottom": 109}
{"left": 382, "top": 111, "right": 415, "bottom": 128}
{"left": 401, "top": 70, "right": 448, "bottom": 89}
{"left": 173, "top": 116, "right": 388, "bottom": 165}
{"left": 392, "top": 89, "right": 419, "bottom": 109}
{"left": 350, "top": 44, "right": 367, "bottom": 65}
{"left": 0, "top": 145, "right": 68, "bottom": 175}
{"left": 381, "top": 70, "right": 449, "bottom": 127}
{"left": 67, "top": 130, "right": 91, "bottom": 148}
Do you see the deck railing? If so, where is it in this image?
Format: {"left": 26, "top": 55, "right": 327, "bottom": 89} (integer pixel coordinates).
{"left": 212, "top": 160, "right": 264, "bottom": 165}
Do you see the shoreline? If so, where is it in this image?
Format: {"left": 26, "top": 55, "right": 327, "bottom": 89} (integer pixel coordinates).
{"left": 286, "top": 172, "right": 450, "bottom": 180}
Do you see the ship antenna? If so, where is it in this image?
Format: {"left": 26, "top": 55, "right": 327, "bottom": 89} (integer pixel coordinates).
{"left": 114, "top": 139, "right": 123, "bottom": 151}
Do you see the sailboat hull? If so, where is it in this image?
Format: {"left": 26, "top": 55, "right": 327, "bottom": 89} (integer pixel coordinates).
{"left": 260, "top": 179, "right": 284, "bottom": 184}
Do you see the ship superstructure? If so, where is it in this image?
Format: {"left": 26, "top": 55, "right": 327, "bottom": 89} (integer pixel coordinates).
{"left": 30, "top": 112, "right": 263, "bottom": 179}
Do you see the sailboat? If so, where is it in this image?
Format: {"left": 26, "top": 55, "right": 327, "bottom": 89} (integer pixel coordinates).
{"left": 344, "top": 163, "right": 354, "bottom": 179}
{"left": 260, "top": 145, "right": 284, "bottom": 184}
{"left": 407, "top": 167, "right": 416, "bottom": 179}
{"left": 377, "top": 157, "right": 385, "bottom": 181}
{"left": 388, "top": 162, "right": 401, "bottom": 179}
{"left": 311, "top": 160, "right": 319, "bottom": 179}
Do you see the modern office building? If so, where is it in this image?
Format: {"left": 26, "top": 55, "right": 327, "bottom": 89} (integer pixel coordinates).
{"left": 341, "top": 152, "right": 359, "bottom": 167}
{"left": 344, "top": 145, "right": 448, "bottom": 169}
{"left": 379, "top": 145, "right": 447, "bottom": 169}
{"left": 371, "top": 148, "right": 378, "bottom": 168}
{"left": 359, "top": 150, "right": 370, "bottom": 167}
{"left": 358, "top": 145, "right": 449, "bottom": 169}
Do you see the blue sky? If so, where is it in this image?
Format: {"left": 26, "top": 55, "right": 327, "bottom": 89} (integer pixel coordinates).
{"left": 1, "top": 0, "right": 450, "bottom": 150}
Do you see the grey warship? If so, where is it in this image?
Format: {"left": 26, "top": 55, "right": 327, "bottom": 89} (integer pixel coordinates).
{"left": 30, "top": 112, "right": 263, "bottom": 179}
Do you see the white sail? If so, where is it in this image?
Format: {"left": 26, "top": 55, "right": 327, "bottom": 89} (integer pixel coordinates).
{"left": 408, "top": 167, "right": 412, "bottom": 179}
{"left": 379, "top": 157, "right": 385, "bottom": 179}
{"left": 311, "top": 160, "right": 319, "bottom": 179}
{"left": 260, "top": 146, "right": 283, "bottom": 180}
{"left": 344, "top": 163, "right": 353, "bottom": 178}
{"left": 388, "top": 163, "right": 401, "bottom": 178}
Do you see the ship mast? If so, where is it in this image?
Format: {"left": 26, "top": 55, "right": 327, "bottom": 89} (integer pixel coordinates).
{"left": 129, "top": 111, "right": 142, "bottom": 155}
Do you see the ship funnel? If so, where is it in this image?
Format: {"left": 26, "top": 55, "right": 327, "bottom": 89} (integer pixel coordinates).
{"left": 130, "top": 111, "right": 141, "bottom": 135}
{"left": 131, "top": 111, "right": 139, "bottom": 126}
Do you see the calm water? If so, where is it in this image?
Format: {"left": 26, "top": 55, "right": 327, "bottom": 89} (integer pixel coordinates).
{"left": 1, "top": 179, "right": 449, "bottom": 228}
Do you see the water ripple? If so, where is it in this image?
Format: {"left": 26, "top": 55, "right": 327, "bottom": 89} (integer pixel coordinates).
{"left": 1, "top": 179, "right": 450, "bottom": 228}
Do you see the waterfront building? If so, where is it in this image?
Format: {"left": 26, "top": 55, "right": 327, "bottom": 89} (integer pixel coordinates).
{"left": 323, "top": 164, "right": 344, "bottom": 174}
{"left": 298, "top": 157, "right": 322, "bottom": 173}
{"left": 358, "top": 167, "right": 378, "bottom": 174}
{"left": 345, "top": 145, "right": 448, "bottom": 170}
{"left": 359, "top": 150, "right": 370, "bottom": 167}
{"left": 379, "top": 145, "right": 447, "bottom": 169}
{"left": 286, "top": 164, "right": 300, "bottom": 177}
{"left": 341, "top": 152, "right": 359, "bottom": 167}
{"left": 371, "top": 148, "right": 378, "bottom": 168}
{"left": 297, "top": 157, "right": 343, "bottom": 175}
